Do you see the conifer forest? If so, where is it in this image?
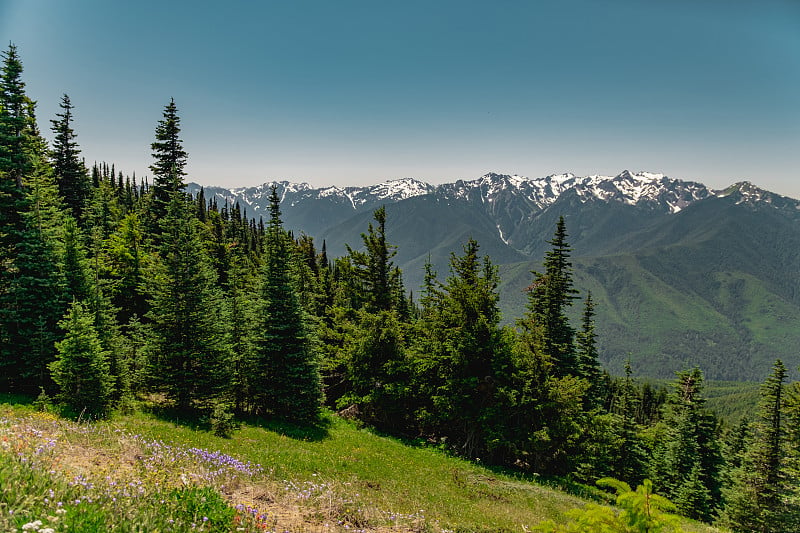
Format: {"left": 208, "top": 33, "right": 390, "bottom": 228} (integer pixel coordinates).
{"left": 2, "top": 44, "right": 800, "bottom": 531}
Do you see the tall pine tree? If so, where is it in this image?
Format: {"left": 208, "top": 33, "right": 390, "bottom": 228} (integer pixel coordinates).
{"left": 522, "top": 216, "right": 579, "bottom": 377}
{"left": 412, "top": 238, "right": 512, "bottom": 459}
{"left": 50, "top": 94, "right": 90, "bottom": 221}
{"left": 146, "top": 194, "right": 231, "bottom": 411}
{"left": 251, "top": 186, "right": 323, "bottom": 423}
{"left": 721, "top": 360, "right": 796, "bottom": 531}
{"left": 149, "top": 98, "right": 188, "bottom": 221}
{"left": 0, "top": 44, "right": 68, "bottom": 393}
{"left": 648, "top": 368, "right": 722, "bottom": 521}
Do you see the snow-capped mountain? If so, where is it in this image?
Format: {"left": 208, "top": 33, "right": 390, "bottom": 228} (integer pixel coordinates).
{"left": 194, "top": 169, "right": 795, "bottom": 220}
{"left": 188, "top": 171, "right": 800, "bottom": 382}
{"left": 189, "top": 170, "right": 800, "bottom": 250}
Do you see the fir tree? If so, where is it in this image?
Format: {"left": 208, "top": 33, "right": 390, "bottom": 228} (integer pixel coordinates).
{"left": 412, "top": 238, "right": 512, "bottom": 459}
{"left": 50, "top": 300, "right": 113, "bottom": 419}
{"left": 251, "top": 186, "right": 323, "bottom": 423}
{"left": 576, "top": 291, "right": 603, "bottom": 409}
{"left": 522, "top": 216, "right": 579, "bottom": 377}
{"left": 226, "top": 253, "right": 258, "bottom": 414}
{"left": 610, "top": 361, "right": 649, "bottom": 487}
{"left": 0, "top": 153, "right": 67, "bottom": 393}
{"left": 50, "top": 94, "right": 90, "bottom": 221}
{"left": 146, "top": 194, "right": 231, "bottom": 412}
{"left": 0, "top": 43, "right": 37, "bottom": 189}
{"left": 104, "top": 212, "right": 148, "bottom": 324}
{"left": 721, "top": 360, "right": 796, "bottom": 531}
{"left": 346, "top": 206, "right": 400, "bottom": 312}
{"left": 649, "top": 368, "right": 722, "bottom": 521}
{"left": 149, "top": 98, "right": 188, "bottom": 221}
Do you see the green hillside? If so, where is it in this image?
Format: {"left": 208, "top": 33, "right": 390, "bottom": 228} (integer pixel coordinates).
{"left": 497, "top": 197, "right": 800, "bottom": 381}
{"left": 0, "top": 398, "right": 718, "bottom": 532}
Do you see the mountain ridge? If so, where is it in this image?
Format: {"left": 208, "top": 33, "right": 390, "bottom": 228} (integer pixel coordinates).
{"left": 187, "top": 172, "right": 800, "bottom": 381}
{"left": 190, "top": 171, "right": 799, "bottom": 245}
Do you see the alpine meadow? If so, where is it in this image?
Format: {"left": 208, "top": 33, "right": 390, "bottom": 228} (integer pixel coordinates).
{"left": 3, "top": 41, "right": 800, "bottom": 533}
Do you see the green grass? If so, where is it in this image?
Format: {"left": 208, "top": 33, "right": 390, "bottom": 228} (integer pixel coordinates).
{"left": 0, "top": 397, "right": 721, "bottom": 532}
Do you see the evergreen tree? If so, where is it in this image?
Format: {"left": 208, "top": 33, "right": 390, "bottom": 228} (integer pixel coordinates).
{"left": 104, "top": 212, "right": 148, "bottom": 324}
{"left": 0, "top": 44, "right": 40, "bottom": 386}
{"left": 345, "top": 307, "right": 409, "bottom": 430}
{"left": 335, "top": 207, "right": 410, "bottom": 426}
{"left": 649, "top": 368, "right": 722, "bottom": 521}
{"left": 610, "top": 361, "right": 649, "bottom": 487}
{"left": 346, "top": 206, "right": 400, "bottom": 312}
{"left": 86, "top": 227, "right": 127, "bottom": 402}
{"left": 412, "top": 238, "right": 512, "bottom": 459}
{"left": 0, "top": 44, "right": 36, "bottom": 189}
{"left": 522, "top": 216, "right": 579, "bottom": 377}
{"left": 50, "top": 300, "right": 113, "bottom": 418}
{"left": 226, "top": 253, "right": 258, "bottom": 414}
{"left": 251, "top": 186, "right": 322, "bottom": 423}
{"left": 146, "top": 194, "right": 231, "bottom": 411}
{"left": 576, "top": 291, "right": 603, "bottom": 409}
{"left": 0, "top": 150, "right": 67, "bottom": 393}
{"left": 62, "top": 216, "right": 91, "bottom": 301}
{"left": 721, "top": 360, "right": 796, "bottom": 531}
{"left": 536, "top": 478, "right": 684, "bottom": 533}
{"left": 149, "top": 98, "right": 188, "bottom": 221}
{"left": 50, "top": 94, "right": 90, "bottom": 221}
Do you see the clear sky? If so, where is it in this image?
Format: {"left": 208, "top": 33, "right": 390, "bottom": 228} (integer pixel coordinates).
{"left": 2, "top": 0, "right": 799, "bottom": 196}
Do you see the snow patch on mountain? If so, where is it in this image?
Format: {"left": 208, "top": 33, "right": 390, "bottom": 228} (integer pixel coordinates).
{"left": 190, "top": 170, "right": 793, "bottom": 221}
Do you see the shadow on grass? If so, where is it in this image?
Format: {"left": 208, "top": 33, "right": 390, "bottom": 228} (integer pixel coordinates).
{"left": 237, "top": 411, "right": 332, "bottom": 442}
{"left": 143, "top": 403, "right": 331, "bottom": 442}
{"left": 359, "top": 424, "right": 612, "bottom": 504}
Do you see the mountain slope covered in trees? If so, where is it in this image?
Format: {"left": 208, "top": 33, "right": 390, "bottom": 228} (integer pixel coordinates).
{"left": 192, "top": 174, "right": 800, "bottom": 380}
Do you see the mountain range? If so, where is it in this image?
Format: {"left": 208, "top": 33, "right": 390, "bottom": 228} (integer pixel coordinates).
{"left": 188, "top": 171, "right": 800, "bottom": 382}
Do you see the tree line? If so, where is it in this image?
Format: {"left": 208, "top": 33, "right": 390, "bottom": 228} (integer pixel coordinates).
{"left": 2, "top": 44, "right": 800, "bottom": 531}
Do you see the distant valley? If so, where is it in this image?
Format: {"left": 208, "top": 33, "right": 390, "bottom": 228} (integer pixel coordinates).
{"left": 189, "top": 171, "right": 800, "bottom": 381}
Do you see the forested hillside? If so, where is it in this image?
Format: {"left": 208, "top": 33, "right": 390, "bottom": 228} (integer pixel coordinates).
{"left": 2, "top": 44, "right": 800, "bottom": 531}
{"left": 191, "top": 173, "right": 800, "bottom": 381}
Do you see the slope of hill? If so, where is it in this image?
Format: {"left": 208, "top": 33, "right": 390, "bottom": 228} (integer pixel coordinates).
{"left": 0, "top": 399, "right": 718, "bottom": 532}
{"left": 188, "top": 171, "right": 800, "bottom": 381}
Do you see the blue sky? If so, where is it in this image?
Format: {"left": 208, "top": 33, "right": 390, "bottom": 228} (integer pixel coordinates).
{"left": 2, "top": 0, "right": 799, "bottom": 196}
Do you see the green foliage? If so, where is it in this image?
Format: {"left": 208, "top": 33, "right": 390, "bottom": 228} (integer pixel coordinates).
{"left": 536, "top": 478, "right": 684, "bottom": 532}
{"left": 104, "top": 212, "right": 149, "bottom": 323}
{"left": 410, "top": 238, "right": 512, "bottom": 459}
{"left": 250, "top": 186, "right": 323, "bottom": 423}
{"left": 342, "top": 308, "right": 409, "bottom": 428}
{"left": 522, "top": 216, "right": 579, "bottom": 377}
{"left": 346, "top": 205, "right": 401, "bottom": 312}
{"left": 50, "top": 94, "right": 90, "bottom": 221}
{"left": 149, "top": 97, "right": 188, "bottom": 221}
{"left": 146, "top": 195, "right": 232, "bottom": 411}
{"left": 0, "top": 167, "right": 67, "bottom": 394}
{"left": 720, "top": 360, "right": 799, "bottom": 531}
{"left": 210, "top": 401, "right": 237, "bottom": 438}
{"left": 0, "top": 43, "right": 38, "bottom": 187}
{"left": 648, "top": 368, "right": 722, "bottom": 521}
{"left": 50, "top": 300, "right": 114, "bottom": 418}
{"left": 576, "top": 291, "right": 603, "bottom": 409}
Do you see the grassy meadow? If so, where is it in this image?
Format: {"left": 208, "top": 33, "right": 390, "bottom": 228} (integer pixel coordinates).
{"left": 1, "top": 396, "right": 720, "bottom": 532}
